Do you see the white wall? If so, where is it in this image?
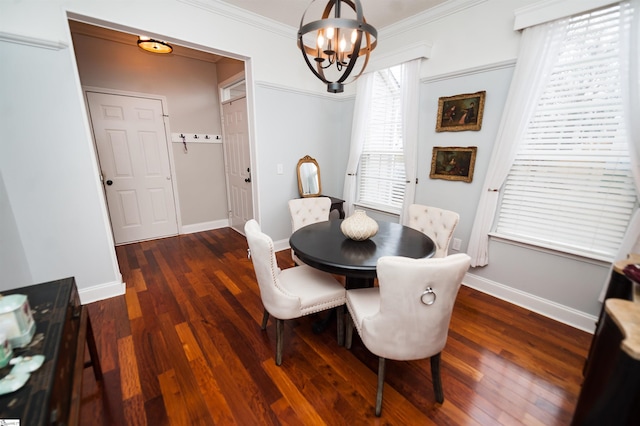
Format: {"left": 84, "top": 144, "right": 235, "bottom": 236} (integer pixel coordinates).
{"left": 0, "top": 40, "right": 121, "bottom": 300}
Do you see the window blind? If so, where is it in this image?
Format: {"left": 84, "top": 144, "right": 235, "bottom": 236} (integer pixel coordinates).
{"left": 495, "top": 3, "right": 636, "bottom": 260}
{"left": 358, "top": 65, "right": 406, "bottom": 212}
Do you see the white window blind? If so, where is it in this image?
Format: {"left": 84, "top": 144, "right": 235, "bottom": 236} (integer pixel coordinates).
{"left": 495, "top": 3, "right": 636, "bottom": 261}
{"left": 358, "top": 65, "right": 406, "bottom": 212}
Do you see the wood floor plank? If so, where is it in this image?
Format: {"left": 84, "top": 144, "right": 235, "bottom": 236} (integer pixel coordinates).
{"left": 118, "top": 335, "right": 143, "bottom": 400}
{"left": 81, "top": 227, "right": 592, "bottom": 425}
{"left": 158, "top": 369, "right": 191, "bottom": 426}
{"left": 262, "top": 359, "right": 327, "bottom": 425}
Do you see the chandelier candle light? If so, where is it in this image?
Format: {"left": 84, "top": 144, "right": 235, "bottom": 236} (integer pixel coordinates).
{"left": 298, "top": 0, "right": 377, "bottom": 93}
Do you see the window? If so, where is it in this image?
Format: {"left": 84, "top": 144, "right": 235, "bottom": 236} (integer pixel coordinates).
{"left": 494, "top": 3, "right": 636, "bottom": 261}
{"left": 357, "top": 65, "right": 406, "bottom": 213}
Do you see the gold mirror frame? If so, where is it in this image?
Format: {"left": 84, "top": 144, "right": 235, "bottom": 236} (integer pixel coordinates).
{"left": 297, "top": 155, "right": 322, "bottom": 197}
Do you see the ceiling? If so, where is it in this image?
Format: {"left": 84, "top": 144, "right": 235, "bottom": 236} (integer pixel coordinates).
{"left": 69, "top": 0, "right": 451, "bottom": 64}
{"left": 220, "top": 0, "right": 449, "bottom": 29}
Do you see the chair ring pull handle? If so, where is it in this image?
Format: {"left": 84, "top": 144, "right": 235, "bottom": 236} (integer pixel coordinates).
{"left": 421, "top": 287, "right": 436, "bottom": 306}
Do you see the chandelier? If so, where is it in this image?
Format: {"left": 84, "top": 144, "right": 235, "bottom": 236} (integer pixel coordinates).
{"left": 298, "top": 0, "right": 377, "bottom": 93}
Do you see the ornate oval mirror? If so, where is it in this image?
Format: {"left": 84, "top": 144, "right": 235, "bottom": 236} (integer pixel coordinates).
{"left": 297, "top": 155, "right": 322, "bottom": 197}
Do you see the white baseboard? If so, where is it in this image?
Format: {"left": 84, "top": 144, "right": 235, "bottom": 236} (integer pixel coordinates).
{"left": 79, "top": 278, "right": 125, "bottom": 304}
{"left": 463, "top": 272, "right": 598, "bottom": 334}
{"left": 181, "top": 219, "right": 230, "bottom": 235}
{"left": 274, "top": 238, "right": 290, "bottom": 253}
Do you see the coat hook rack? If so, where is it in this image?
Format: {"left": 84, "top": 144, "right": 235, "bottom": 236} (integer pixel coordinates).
{"left": 171, "top": 133, "right": 222, "bottom": 144}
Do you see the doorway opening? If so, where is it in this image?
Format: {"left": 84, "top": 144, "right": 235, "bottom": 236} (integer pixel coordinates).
{"left": 68, "top": 18, "right": 255, "bottom": 243}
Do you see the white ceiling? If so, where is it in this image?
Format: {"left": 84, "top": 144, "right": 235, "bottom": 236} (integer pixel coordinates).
{"left": 220, "top": 0, "right": 449, "bottom": 29}
{"left": 69, "top": 0, "right": 452, "bottom": 63}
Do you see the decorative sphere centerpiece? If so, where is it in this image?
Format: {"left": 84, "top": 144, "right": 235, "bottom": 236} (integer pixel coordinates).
{"left": 340, "top": 209, "right": 379, "bottom": 241}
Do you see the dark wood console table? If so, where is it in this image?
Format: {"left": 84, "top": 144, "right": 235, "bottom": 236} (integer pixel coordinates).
{"left": 326, "top": 196, "right": 345, "bottom": 219}
{"left": 0, "top": 277, "right": 102, "bottom": 425}
{"left": 571, "top": 299, "right": 640, "bottom": 425}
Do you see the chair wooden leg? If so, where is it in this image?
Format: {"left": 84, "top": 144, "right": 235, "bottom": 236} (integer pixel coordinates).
{"left": 336, "top": 305, "right": 344, "bottom": 346}
{"left": 275, "top": 318, "right": 284, "bottom": 366}
{"left": 376, "top": 357, "right": 386, "bottom": 417}
{"left": 345, "top": 312, "right": 353, "bottom": 349}
{"left": 261, "top": 309, "right": 269, "bottom": 330}
{"left": 431, "top": 352, "right": 444, "bottom": 403}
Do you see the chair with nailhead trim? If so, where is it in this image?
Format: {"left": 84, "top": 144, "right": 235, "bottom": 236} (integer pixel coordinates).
{"left": 245, "top": 219, "right": 346, "bottom": 365}
{"left": 406, "top": 204, "right": 460, "bottom": 258}
{"left": 345, "top": 253, "right": 471, "bottom": 416}
{"left": 288, "top": 197, "right": 332, "bottom": 265}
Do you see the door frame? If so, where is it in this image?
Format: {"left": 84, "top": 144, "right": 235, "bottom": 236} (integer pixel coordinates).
{"left": 82, "top": 86, "right": 183, "bottom": 238}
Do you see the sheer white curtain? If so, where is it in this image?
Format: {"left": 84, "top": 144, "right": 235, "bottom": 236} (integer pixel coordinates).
{"left": 600, "top": 0, "right": 639, "bottom": 299}
{"left": 342, "top": 73, "right": 374, "bottom": 217}
{"left": 400, "top": 59, "right": 421, "bottom": 225}
{"left": 466, "top": 20, "right": 569, "bottom": 267}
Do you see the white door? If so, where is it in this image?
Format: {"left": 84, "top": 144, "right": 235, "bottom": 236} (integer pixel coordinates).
{"left": 87, "top": 91, "right": 178, "bottom": 244}
{"left": 222, "top": 96, "right": 253, "bottom": 232}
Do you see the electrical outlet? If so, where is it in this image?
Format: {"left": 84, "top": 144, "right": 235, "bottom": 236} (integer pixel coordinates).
{"left": 277, "top": 164, "right": 283, "bottom": 175}
{"left": 452, "top": 238, "right": 462, "bottom": 251}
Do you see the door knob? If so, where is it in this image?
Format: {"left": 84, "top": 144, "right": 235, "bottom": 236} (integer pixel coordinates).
{"left": 106, "top": 180, "right": 113, "bottom": 186}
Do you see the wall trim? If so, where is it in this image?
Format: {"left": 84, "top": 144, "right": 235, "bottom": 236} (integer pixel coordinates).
{"left": 0, "top": 31, "right": 68, "bottom": 50}
{"left": 79, "top": 278, "right": 125, "bottom": 304}
{"left": 255, "top": 81, "right": 355, "bottom": 102}
{"left": 463, "top": 272, "right": 597, "bottom": 333}
{"left": 422, "top": 59, "right": 517, "bottom": 83}
{"left": 367, "top": 42, "right": 433, "bottom": 73}
{"left": 274, "top": 238, "right": 290, "bottom": 253}
{"left": 181, "top": 219, "right": 230, "bottom": 234}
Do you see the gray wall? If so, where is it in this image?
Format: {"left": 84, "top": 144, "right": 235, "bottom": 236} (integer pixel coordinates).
{"left": 0, "top": 172, "right": 32, "bottom": 290}
{"left": 253, "top": 84, "right": 351, "bottom": 240}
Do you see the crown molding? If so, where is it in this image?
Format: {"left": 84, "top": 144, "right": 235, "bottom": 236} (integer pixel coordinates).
{"left": 0, "top": 31, "right": 68, "bottom": 50}
{"left": 367, "top": 42, "right": 432, "bottom": 73}
{"left": 382, "top": 0, "right": 488, "bottom": 38}
{"left": 255, "top": 81, "right": 355, "bottom": 102}
{"left": 178, "top": 0, "right": 296, "bottom": 39}
{"left": 421, "top": 58, "right": 516, "bottom": 83}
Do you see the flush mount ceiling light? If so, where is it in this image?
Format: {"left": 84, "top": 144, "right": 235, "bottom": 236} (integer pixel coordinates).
{"left": 137, "top": 36, "right": 173, "bottom": 54}
{"left": 298, "top": 0, "right": 377, "bottom": 93}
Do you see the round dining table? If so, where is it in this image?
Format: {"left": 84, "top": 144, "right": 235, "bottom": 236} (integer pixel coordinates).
{"left": 289, "top": 219, "right": 436, "bottom": 289}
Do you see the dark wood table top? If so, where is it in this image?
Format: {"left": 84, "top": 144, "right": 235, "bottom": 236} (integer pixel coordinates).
{"left": 0, "top": 278, "right": 76, "bottom": 425}
{"left": 289, "top": 219, "right": 435, "bottom": 280}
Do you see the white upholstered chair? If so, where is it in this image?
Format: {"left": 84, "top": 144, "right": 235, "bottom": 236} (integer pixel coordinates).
{"left": 244, "top": 219, "right": 346, "bottom": 365}
{"left": 288, "top": 197, "right": 332, "bottom": 265}
{"left": 406, "top": 204, "right": 460, "bottom": 258}
{"left": 345, "top": 253, "right": 471, "bottom": 416}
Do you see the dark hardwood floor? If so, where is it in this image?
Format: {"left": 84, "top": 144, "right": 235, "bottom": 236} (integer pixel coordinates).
{"left": 79, "top": 227, "right": 592, "bottom": 425}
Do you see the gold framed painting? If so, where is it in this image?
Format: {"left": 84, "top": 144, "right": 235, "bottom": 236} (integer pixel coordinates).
{"left": 430, "top": 146, "right": 477, "bottom": 183}
{"left": 435, "top": 91, "right": 486, "bottom": 132}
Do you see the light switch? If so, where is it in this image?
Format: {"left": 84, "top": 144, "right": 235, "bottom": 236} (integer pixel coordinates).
{"left": 277, "top": 164, "right": 284, "bottom": 175}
